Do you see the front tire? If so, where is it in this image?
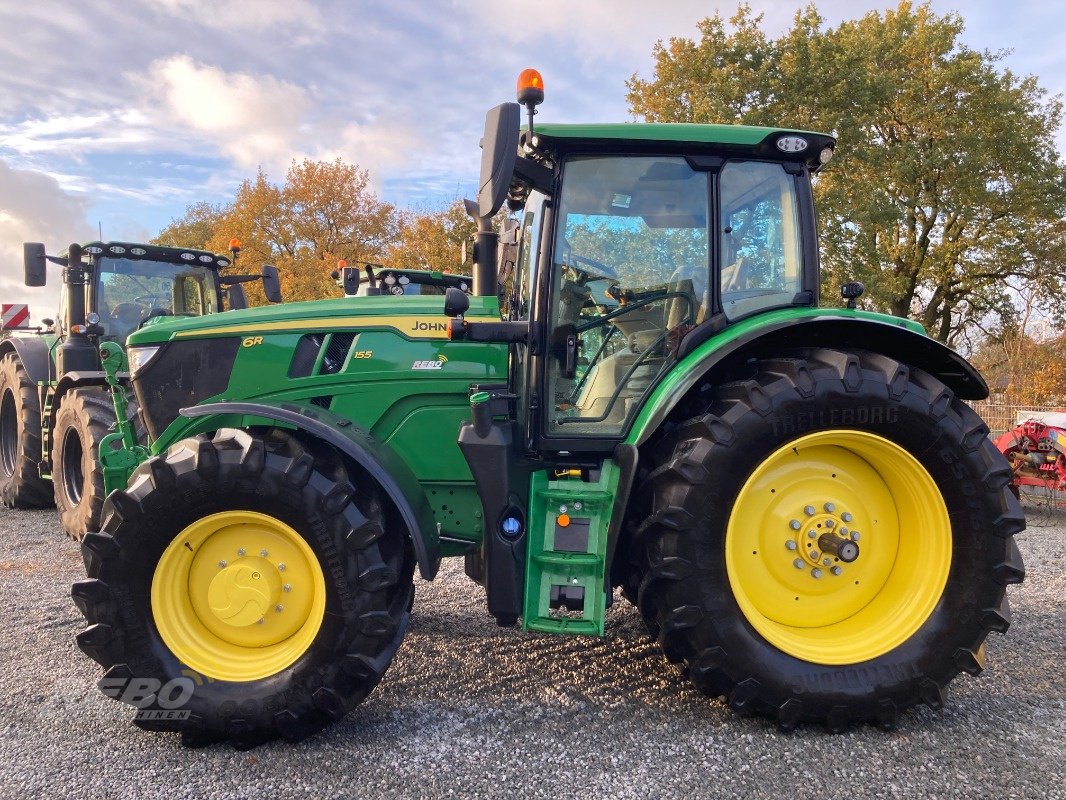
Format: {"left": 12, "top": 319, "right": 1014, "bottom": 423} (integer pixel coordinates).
{"left": 52, "top": 388, "right": 115, "bottom": 539}
{"left": 633, "top": 348, "right": 1025, "bottom": 731}
{"left": 0, "top": 352, "right": 52, "bottom": 509}
{"left": 72, "top": 429, "right": 414, "bottom": 748}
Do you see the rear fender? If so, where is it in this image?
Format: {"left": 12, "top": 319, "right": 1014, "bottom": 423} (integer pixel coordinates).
{"left": 629, "top": 312, "right": 988, "bottom": 446}
{"left": 181, "top": 400, "right": 441, "bottom": 579}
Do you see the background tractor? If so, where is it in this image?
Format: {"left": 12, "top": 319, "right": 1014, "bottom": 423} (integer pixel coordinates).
{"left": 0, "top": 239, "right": 281, "bottom": 538}
{"left": 73, "top": 71, "right": 1024, "bottom": 747}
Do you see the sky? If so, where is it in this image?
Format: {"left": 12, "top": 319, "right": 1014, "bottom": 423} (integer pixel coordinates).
{"left": 1, "top": 0, "right": 1064, "bottom": 319}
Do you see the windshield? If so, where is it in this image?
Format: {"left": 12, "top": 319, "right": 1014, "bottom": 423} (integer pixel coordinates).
{"left": 95, "top": 258, "right": 220, "bottom": 342}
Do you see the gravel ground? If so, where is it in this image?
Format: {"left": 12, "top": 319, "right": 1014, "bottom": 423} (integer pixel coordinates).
{"left": 0, "top": 500, "right": 1062, "bottom": 800}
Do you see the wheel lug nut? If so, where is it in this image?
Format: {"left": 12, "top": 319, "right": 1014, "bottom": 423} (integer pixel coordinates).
{"left": 842, "top": 512, "right": 853, "bottom": 523}
{"left": 275, "top": 604, "right": 284, "bottom": 613}
{"left": 831, "top": 566, "right": 843, "bottom": 576}
{"left": 259, "top": 549, "right": 269, "bottom": 557}
{"left": 804, "top": 505, "right": 816, "bottom": 516}
{"left": 839, "top": 527, "right": 848, "bottom": 536}
{"left": 237, "top": 548, "right": 246, "bottom": 557}
{"left": 217, "top": 560, "right": 227, "bottom": 569}
{"left": 793, "top": 559, "right": 805, "bottom": 569}
{"left": 807, "top": 530, "right": 817, "bottom": 539}
{"left": 256, "top": 617, "right": 265, "bottom": 625}
{"left": 786, "top": 541, "right": 797, "bottom": 551}
{"left": 823, "top": 557, "right": 832, "bottom": 566}
{"left": 811, "top": 551, "right": 820, "bottom": 560}
{"left": 824, "top": 502, "right": 835, "bottom": 513}
{"left": 789, "top": 519, "right": 801, "bottom": 531}
{"left": 277, "top": 563, "right": 286, "bottom": 571}
{"left": 850, "top": 531, "right": 860, "bottom": 541}
{"left": 811, "top": 568, "right": 823, "bottom": 579}
{"left": 283, "top": 583, "right": 292, "bottom": 592}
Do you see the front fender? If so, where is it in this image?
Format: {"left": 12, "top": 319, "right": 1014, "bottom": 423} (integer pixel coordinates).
{"left": 0, "top": 335, "right": 53, "bottom": 384}
{"left": 628, "top": 309, "right": 988, "bottom": 446}
{"left": 180, "top": 400, "right": 441, "bottom": 579}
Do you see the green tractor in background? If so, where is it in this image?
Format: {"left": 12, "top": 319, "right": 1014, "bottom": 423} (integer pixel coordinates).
{"left": 0, "top": 240, "right": 281, "bottom": 538}
{"left": 73, "top": 72, "right": 1024, "bottom": 747}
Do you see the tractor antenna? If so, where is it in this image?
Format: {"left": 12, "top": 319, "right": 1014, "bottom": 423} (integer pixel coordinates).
{"left": 516, "top": 69, "right": 544, "bottom": 134}
{"left": 98, "top": 221, "right": 103, "bottom": 240}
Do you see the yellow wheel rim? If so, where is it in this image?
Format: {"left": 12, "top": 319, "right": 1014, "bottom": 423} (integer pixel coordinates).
{"left": 726, "top": 430, "right": 951, "bottom": 665}
{"left": 152, "top": 510, "right": 327, "bottom": 682}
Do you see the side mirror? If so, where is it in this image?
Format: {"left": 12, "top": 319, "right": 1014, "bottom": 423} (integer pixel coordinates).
{"left": 262, "top": 265, "right": 282, "bottom": 303}
{"left": 444, "top": 287, "right": 470, "bottom": 318}
{"left": 228, "top": 284, "right": 248, "bottom": 310}
{"left": 23, "top": 242, "right": 47, "bottom": 287}
{"left": 477, "top": 103, "right": 521, "bottom": 219}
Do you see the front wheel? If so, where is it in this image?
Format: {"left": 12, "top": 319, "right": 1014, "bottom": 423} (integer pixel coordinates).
{"left": 73, "top": 429, "right": 414, "bottom": 748}
{"left": 633, "top": 348, "right": 1026, "bottom": 731}
{"left": 51, "top": 388, "right": 116, "bottom": 539}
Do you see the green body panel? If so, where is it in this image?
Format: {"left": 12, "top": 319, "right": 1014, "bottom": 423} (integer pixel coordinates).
{"left": 136, "top": 295, "right": 508, "bottom": 547}
{"left": 523, "top": 462, "right": 621, "bottom": 636}
{"left": 533, "top": 122, "right": 828, "bottom": 145}
{"left": 626, "top": 307, "right": 924, "bottom": 446}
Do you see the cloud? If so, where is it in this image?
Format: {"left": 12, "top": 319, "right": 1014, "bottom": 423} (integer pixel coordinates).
{"left": 0, "top": 162, "right": 93, "bottom": 321}
{"left": 139, "top": 55, "right": 311, "bottom": 171}
{"left": 146, "top": 0, "right": 324, "bottom": 37}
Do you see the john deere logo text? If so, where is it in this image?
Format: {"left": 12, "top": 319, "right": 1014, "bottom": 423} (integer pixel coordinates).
{"left": 410, "top": 321, "right": 447, "bottom": 332}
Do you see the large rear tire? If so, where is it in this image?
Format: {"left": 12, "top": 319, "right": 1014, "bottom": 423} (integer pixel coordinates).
{"left": 632, "top": 348, "right": 1025, "bottom": 731}
{"left": 0, "top": 352, "right": 52, "bottom": 509}
{"left": 52, "top": 387, "right": 114, "bottom": 539}
{"left": 72, "top": 428, "right": 414, "bottom": 748}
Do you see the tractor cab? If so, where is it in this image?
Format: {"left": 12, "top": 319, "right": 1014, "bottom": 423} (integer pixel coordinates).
{"left": 449, "top": 74, "right": 834, "bottom": 450}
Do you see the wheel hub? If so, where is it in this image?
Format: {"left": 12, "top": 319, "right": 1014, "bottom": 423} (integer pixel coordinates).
{"left": 786, "top": 507, "right": 861, "bottom": 575}
{"left": 207, "top": 557, "right": 283, "bottom": 627}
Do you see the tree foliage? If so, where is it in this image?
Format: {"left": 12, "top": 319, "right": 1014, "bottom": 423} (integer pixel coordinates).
{"left": 155, "top": 159, "right": 400, "bottom": 303}
{"left": 385, "top": 198, "right": 475, "bottom": 274}
{"left": 627, "top": 2, "right": 1066, "bottom": 343}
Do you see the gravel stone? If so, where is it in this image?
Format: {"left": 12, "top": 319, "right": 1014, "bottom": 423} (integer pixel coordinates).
{"left": 0, "top": 499, "right": 1062, "bottom": 800}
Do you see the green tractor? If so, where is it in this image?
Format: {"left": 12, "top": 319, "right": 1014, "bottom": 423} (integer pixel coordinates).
{"left": 73, "top": 74, "right": 1024, "bottom": 747}
{"left": 0, "top": 240, "right": 281, "bottom": 538}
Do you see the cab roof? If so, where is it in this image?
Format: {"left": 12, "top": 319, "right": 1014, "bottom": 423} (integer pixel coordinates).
{"left": 531, "top": 122, "right": 836, "bottom": 170}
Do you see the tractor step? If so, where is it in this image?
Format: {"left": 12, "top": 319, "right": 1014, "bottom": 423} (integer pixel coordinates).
{"left": 522, "top": 462, "right": 620, "bottom": 635}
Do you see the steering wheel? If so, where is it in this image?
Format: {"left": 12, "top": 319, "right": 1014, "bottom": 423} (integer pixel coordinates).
{"left": 570, "top": 254, "right": 619, "bottom": 280}
{"left": 132, "top": 294, "right": 167, "bottom": 307}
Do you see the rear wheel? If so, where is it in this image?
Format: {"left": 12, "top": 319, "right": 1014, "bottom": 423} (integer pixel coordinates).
{"left": 72, "top": 428, "right": 414, "bottom": 748}
{"left": 52, "top": 388, "right": 114, "bottom": 539}
{"left": 0, "top": 352, "right": 52, "bottom": 509}
{"left": 632, "top": 348, "right": 1025, "bottom": 730}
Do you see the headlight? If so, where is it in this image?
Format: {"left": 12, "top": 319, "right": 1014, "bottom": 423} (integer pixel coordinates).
{"left": 127, "top": 346, "right": 161, "bottom": 377}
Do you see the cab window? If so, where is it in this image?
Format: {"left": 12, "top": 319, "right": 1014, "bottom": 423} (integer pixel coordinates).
{"left": 719, "top": 161, "right": 803, "bottom": 321}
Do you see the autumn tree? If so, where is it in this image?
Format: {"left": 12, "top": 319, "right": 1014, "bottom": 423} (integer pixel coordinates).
{"left": 627, "top": 2, "right": 1066, "bottom": 343}
{"left": 157, "top": 158, "right": 399, "bottom": 303}
{"left": 385, "top": 198, "right": 476, "bottom": 274}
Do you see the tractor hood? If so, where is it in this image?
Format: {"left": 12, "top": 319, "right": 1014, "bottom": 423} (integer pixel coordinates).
{"left": 125, "top": 294, "right": 497, "bottom": 347}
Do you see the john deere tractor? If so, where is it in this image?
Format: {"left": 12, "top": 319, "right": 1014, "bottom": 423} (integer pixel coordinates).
{"left": 0, "top": 240, "right": 281, "bottom": 538}
{"left": 72, "top": 72, "right": 1024, "bottom": 747}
